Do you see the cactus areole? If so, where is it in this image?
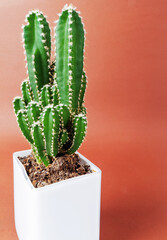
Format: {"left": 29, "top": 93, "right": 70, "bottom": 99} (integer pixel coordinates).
{"left": 13, "top": 5, "right": 87, "bottom": 166}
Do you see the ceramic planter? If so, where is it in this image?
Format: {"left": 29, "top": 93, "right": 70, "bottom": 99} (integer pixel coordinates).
{"left": 13, "top": 150, "right": 101, "bottom": 240}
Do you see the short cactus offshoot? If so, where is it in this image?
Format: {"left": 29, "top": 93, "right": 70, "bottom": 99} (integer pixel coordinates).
{"left": 13, "top": 5, "right": 87, "bottom": 166}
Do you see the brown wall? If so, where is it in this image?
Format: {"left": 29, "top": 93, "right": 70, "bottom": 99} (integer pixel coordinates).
{"left": 1, "top": 0, "right": 167, "bottom": 239}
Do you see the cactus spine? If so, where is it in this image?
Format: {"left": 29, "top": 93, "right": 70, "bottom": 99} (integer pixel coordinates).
{"left": 13, "top": 5, "right": 87, "bottom": 166}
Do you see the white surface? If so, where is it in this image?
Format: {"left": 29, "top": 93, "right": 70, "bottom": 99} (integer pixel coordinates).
{"left": 13, "top": 150, "right": 102, "bottom": 240}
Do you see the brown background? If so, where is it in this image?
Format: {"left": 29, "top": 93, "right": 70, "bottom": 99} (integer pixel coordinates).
{"left": 1, "top": 0, "right": 167, "bottom": 239}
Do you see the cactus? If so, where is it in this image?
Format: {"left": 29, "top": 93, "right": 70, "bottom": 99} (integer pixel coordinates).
{"left": 13, "top": 5, "right": 87, "bottom": 166}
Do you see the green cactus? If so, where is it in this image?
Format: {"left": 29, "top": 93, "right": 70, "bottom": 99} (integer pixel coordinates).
{"left": 13, "top": 5, "right": 87, "bottom": 166}
{"left": 55, "top": 7, "right": 84, "bottom": 113}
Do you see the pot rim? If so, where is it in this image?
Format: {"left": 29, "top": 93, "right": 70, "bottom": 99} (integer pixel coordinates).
{"left": 13, "top": 149, "right": 101, "bottom": 192}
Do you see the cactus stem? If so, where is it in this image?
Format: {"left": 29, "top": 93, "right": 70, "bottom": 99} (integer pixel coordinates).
{"left": 14, "top": 7, "right": 87, "bottom": 164}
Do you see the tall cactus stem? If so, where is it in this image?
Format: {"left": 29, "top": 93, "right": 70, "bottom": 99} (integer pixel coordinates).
{"left": 23, "top": 11, "right": 51, "bottom": 101}
{"left": 55, "top": 6, "right": 84, "bottom": 113}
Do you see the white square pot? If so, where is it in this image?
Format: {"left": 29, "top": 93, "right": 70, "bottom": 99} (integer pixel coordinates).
{"left": 13, "top": 150, "right": 101, "bottom": 240}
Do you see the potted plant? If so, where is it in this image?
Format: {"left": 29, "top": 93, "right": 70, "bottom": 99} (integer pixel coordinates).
{"left": 13, "top": 4, "right": 101, "bottom": 240}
